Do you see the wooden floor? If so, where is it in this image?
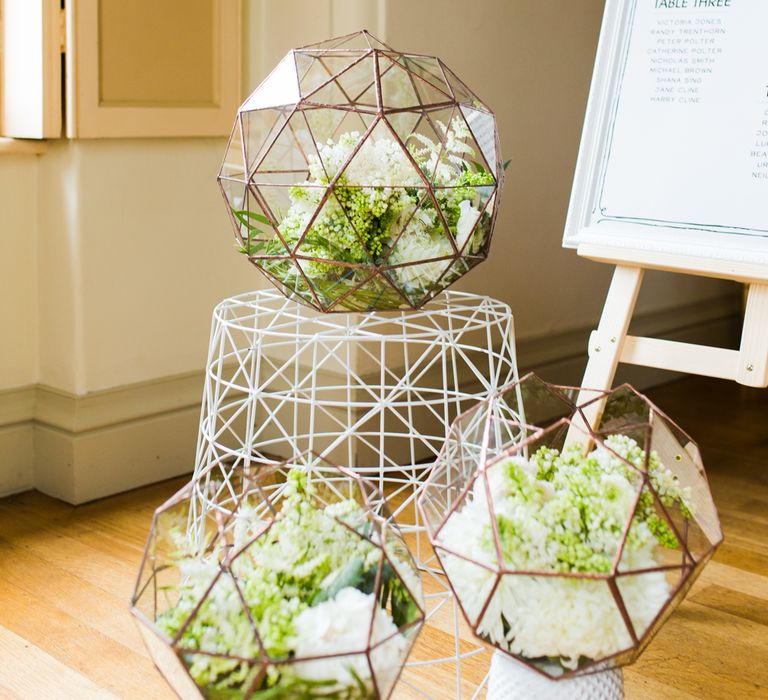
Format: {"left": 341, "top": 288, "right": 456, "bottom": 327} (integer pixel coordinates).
{"left": 0, "top": 376, "right": 766, "bottom": 699}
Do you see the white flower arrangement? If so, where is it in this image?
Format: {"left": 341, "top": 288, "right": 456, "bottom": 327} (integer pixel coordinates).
{"left": 438, "top": 435, "right": 694, "bottom": 672}
{"left": 238, "top": 117, "right": 496, "bottom": 310}
{"left": 156, "top": 469, "right": 422, "bottom": 698}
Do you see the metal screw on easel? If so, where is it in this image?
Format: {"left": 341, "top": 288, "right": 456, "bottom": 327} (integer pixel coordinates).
{"left": 746, "top": 363, "right": 754, "bottom": 372}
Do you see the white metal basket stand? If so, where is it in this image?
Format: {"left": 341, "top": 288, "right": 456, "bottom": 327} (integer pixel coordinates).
{"left": 188, "top": 289, "right": 519, "bottom": 699}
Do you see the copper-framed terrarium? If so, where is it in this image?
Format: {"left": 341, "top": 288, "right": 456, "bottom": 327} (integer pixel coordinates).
{"left": 131, "top": 452, "right": 425, "bottom": 699}
{"left": 417, "top": 373, "right": 722, "bottom": 683}
{"left": 218, "top": 30, "right": 502, "bottom": 312}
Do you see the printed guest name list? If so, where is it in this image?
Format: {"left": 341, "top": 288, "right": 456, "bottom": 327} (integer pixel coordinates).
{"left": 599, "top": 0, "right": 768, "bottom": 235}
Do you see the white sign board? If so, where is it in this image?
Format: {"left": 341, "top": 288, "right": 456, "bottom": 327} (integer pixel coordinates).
{"left": 564, "top": 0, "right": 768, "bottom": 263}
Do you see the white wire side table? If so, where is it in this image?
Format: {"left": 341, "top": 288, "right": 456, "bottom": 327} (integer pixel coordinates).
{"left": 188, "top": 289, "right": 518, "bottom": 699}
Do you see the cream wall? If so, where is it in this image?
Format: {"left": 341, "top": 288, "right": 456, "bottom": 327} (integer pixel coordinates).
{"left": 0, "top": 156, "right": 38, "bottom": 389}
{"left": 2, "top": 141, "right": 258, "bottom": 396}
{"left": 38, "top": 139, "right": 257, "bottom": 393}
{"left": 0, "top": 0, "right": 740, "bottom": 500}
{"left": 0, "top": 156, "right": 38, "bottom": 494}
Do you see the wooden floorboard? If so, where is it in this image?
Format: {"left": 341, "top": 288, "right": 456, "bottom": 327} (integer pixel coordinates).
{"left": 0, "top": 376, "right": 766, "bottom": 698}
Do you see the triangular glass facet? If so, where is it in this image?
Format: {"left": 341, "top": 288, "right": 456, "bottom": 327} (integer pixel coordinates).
{"left": 241, "top": 53, "right": 300, "bottom": 111}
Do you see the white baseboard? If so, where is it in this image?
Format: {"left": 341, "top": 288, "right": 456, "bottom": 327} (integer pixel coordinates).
{"left": 0, "top": 293, "right": 742, "bottom": 503}
{"left": 0, "top": 374, "right": 204, "bottom": 502}
{"left": 0, "top": 423, "right": 35, "bottom": 496}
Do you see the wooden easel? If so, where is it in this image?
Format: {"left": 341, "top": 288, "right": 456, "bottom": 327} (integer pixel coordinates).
{"left": 559, "top": 1, "right": 768, "bottom": 433}
{"left": 572, "top": 243, "right": 768, "bottom": 429}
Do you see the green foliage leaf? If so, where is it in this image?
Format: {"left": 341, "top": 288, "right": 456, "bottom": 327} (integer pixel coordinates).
{"left": 234, "top": 209, "right": 271, "bottom": 230}
{"left": 312, "top": 557, "right": 365, "bottom": 605}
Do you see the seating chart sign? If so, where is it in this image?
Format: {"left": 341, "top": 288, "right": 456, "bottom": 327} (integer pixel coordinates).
{"left": 564, "top": 0, "right": 768, "bottom": 261}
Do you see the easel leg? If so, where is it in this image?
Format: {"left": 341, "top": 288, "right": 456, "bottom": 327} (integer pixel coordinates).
{"left": 737, "top": 283, "right": 768, "bottom": 387}
{"left": 566, "top": 265, "right": 644, "bottom": 444}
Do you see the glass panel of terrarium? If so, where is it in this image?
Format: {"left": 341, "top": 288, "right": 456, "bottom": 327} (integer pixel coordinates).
{"left": 490, "top": 418, "right": 572, "bottom": 471}
{"left": 293, "top": 258, "right": 369, "bottom": 311}
{"left": 499, "top": 575, "right": 632, "bottom": 677}
{"left": 255, "top": 183, "right": 326, "bottom": 253}
{"left": 219, "top": 177, "right": 249, "bottom": 239}
{"left": 338, "top": 120, "right": 425, "bottom": 189}
{"left": 592, "top": 427, "right": 653, "bottom": 474}
{"left": 423, "top": 107, "right": 475, "bottom": 185}
{"left": 255, "top": 256, "right": 321, "bottom": 309}
{"left": 301, "top": 51, "right": 370, "bottom": 92}
{"left": 337, "top": 55, "right": 378, "bottom": 110}
{"left": 418, "top": 463, "right": 461, "bottom": 536}
{"left": 169, "top": 571, "right": 255, "bottom": 653}
{"left": 381, "top": 534, "right": 423, "bottom": 608}
{"left": 303, "top": 70, "right": 349, "bottom": 108}
{"left": 382, "top": 52, "right": 452, "bottom": 108}
{"left": 241, "top": 53, "right": 300, "bottom": 112}
{"left": 378, "top": 55, "right": 421, "bottom": 110}
{"left": 436, "top": 546, "right": 498, "bottom": 628}
{"left": 503, "top": 374, "right": 579, "bottom": 429}
{"left": 376, "top": 189, "right": 434, "bottom": 259}
{"left": 398, "top": 54, "right": 452, "bottom": 99}
{"left": 385, "top": 107, "right": 455, "bottom": 185}
{"left": 439, "top": 255, "right": 482, "bottom": 290}
{"left": 649, "top": 413, "right": 722, "bottom": 549}
{"left": 449, "top": 110, "right": 495, "bottom": 178}
{"left": 241, "top": 107, "right": 290, "bottom": 178}
{"left": 618, "top": 487, "right": 688, "bottom": 574}
{"left": 223, "top": 183, "right": 287, "bottom": 256}
{"left": 252, "top": 118, "right": 313, "bottom": 185}
{"left": 332, "top": 186, "right": 402, "bottom": 264}
{"left": 134, "top": 625, "right": 203, "bottom": 698}
{"left": 615, "top": 567, "right": 686, "bottom": 642}
{"left": 433, "top": 184, "right": 495, "bottom": 255}
{"left": 485, "top": 398, "right": 530, "bottom": 456}
{"left": 362, "top": 31, "right": 392, "bottom": 51}
{"left": 135, "top": 489, "right": 204, "bottom": 621}
{"left": 307, "top": 55, "right": 377, "bottom": 111}
{"left": 592, "top": 386, "right": 652, "bottom": 433}
{"left": 379, "top": 192, "right": 443, "bottom": 269}
{"left": 370, "top": 629, "right": 414, "bottom": 699}
{"left": 460, "top": 105, "right": 498, "bottom": 176}
{"left": 478, "top": 191, "right": 498, "bottom": 247}
{"left": 387, "top": 189, "right": 454, "bottom": 253}
{"left": 453, "top": 402, "right": 492, "bottom": 457}
{"left": 656, "top": 486, "right": 716, "bottom": 566}
{"left": 291, "top": 653, "right": 374, "bottom": 695}
{"left": 302, "top": 108, "right": 375, "bottom": 179}
{"left": 179, "top": 653, "right": 264, "bottom": 696}
{"left": 219, "top": 120, "right": 246, "bottom": 180}
{"left": 331, "top": 272, "right": 408, "bottom": 312}
{"left": 387, "top": 258, "right": 453, "bottom": 307}
{"left": 292, "top": 189, "right": 372, "bottom": 263}
{"left": 440, "top": 60, "right": 490, "bottom": 111}
{"left": 295, "top": 51, "right": 336, "bottom": 97}
{"left": 176, "top": 571, "right": 261, "bottom": 664}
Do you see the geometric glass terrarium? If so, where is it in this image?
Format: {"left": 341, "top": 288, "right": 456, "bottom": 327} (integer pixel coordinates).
{"left": 418, "top": 373, "right": 722, "bottom": 681}
{"left": 131, "top": 453, "right": 425, "bottom": 698}
{"left": 217, "top": 30, "right": 502, "bottom": 312}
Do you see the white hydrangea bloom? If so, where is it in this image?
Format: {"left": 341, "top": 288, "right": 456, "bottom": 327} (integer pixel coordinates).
{"left": 293, "top": 587, "right": 407, "bottom": 692}
{"left": 456, "top": 199, "right": 482, "bottom": 253}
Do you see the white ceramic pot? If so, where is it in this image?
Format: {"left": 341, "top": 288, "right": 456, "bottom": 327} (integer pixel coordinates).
{"left": 487, "top": 651, "right": 624, "bottom": 700}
